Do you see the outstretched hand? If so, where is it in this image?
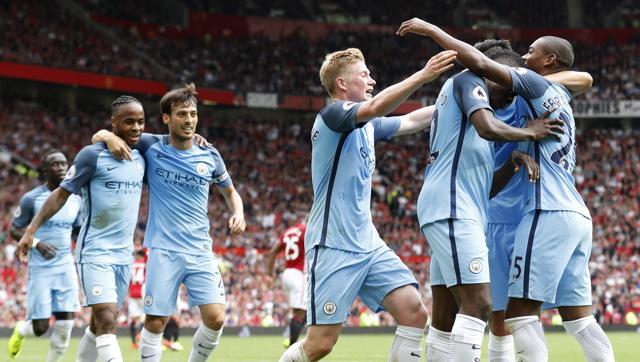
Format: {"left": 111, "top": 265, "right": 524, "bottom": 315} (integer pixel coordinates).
{"left": 421, "top": 50, "right": 457, "bottom": 83}
{"left": 527, "top": 108, "right": 565, "bottom": 141}
{"left": 396, "top": 18, "right": 434, "bottom": 37}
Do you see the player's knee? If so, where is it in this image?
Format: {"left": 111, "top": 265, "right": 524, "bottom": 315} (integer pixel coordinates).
{"left": 203, "top": 313, "right": 225, "bottom": 331}
{"left": 310, "top": 338, "right": 336, "bottom": 359}
{"left": 93, "top": 309, "right": 117, "bottom": 333}
{"left": 32, "top": 320, "right": 49, "bottom": 337}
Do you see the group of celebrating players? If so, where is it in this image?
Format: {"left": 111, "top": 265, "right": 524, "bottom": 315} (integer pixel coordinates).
{"left": 8, "top": 17, "right": 614, "bottom": 362}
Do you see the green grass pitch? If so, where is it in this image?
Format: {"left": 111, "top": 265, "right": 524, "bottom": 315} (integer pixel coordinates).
{"left": 1, "top": 332, "right": 637, "bottom": 361}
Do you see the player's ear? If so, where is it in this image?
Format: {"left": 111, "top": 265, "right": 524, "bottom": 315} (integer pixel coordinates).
{"left": 336, "top": 76, "right": 347, "bottom": 92}
{"left": 545, "top": 53, "right": 557, "bottom": 68}
{"left": 162, "top": 113, "right": 171, "bottom": 125}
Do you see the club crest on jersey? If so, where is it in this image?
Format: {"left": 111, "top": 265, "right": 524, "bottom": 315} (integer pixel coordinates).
{"left": 472, "top": 86, "right": 488, "bottom": 102}
{"left": 323, "top": 301, "right": 337, "bottom": 315}
{"left": 136, "top": 161, "right": 144, "bottom": 174}
{"left": 13, "top": 206, "right": 21, "bottom": 218}
{"left": 64, "top": 165, "right": 76, "bottom": 180}
{"left": 469, "top": 258, "right": 483, "bottom": 274}
{"left": 91, "top": 286, "right": 103, "bottom": 296}
{"left": 195, "top": 162, "right": 209, "bottom": 176}
{"left": 144, "top": 296, "right": 153, "bottom": 306}
{"left": 439, "top": 94, "right": 448, "bottom": 106}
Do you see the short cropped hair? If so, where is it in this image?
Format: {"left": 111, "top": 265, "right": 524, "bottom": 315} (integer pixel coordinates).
{"left": 110, "top": 95, "right": 142, "bottom": 117}
{"left": 160, "top": 83, "right": 198, "bottom": 115}
{"left": 540, "top": 36, "right": 574, "bottom": 69}
{"left": 319, "top": 48, "right": 364, "bottom": 96}
{"left": 474, "top": 39, "right": 524, "bottom": 68}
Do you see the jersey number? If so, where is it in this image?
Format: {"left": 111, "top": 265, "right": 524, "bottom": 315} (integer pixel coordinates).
{"left": 131, "top": 266, "right": 145, "bottom": 284}
{"left": 283, "top": 233, "right": 301, "bottom": 261}
{"left": 550, "top": 112, "right": 573, "bottom": 171}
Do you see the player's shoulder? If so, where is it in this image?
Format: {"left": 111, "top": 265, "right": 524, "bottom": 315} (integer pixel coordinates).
{"left": 318, "top": 100, "right": 359, "bottom": 119}
{"left": 76, "top": 143, "right": 108, "bottom": 161}
{"left": 198, "top": 143, "right": 224, "bottom": 159}
{"left": 452, "top": 69, "right": 484, "bottom": 87}
{"left": 22, "top": 184, "right": 47, "bottom": 200}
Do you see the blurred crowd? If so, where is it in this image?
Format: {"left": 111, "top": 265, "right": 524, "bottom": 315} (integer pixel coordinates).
{"left": 0, "top": 100, "right": 638, "bottom": 328}
{"left": 1, "top": 0, "right": 639, "bottom": 103}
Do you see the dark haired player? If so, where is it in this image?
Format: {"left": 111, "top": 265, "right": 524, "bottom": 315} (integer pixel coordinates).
{"left": 94, "top": 84, "right": 245, "bottom": 362}
{"left": 17, "top": 95, "right": 146, "bottom": 362}
{"left": 8, "top": 150, "right": 82, "bottom": 361}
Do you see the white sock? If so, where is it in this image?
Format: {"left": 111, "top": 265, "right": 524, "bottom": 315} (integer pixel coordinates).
{"left": 488, "top": 331, "right": 515, "bottom": 362}
{"left": 140, "top": 328, "right": 163, "bottom": 362}
{"left": 563, "top": 315, "right": 615, "bottom": 362}
{"left": 279, "top": 341, "right": 311, "bottom": 362}
{"left": 45, "top": 320, "right": 73, "bottom": 362}
{"left": 505, "top": 316, "right": 548, "bottom": 362}
{"left": 388, "top": 325, "right": 423, "bottom": 362}
{"left": 76, "top": 327, "right": 98, "bottom": 362}
{"left": 188, "top": 324, "right": 223, "bottom": 362}
{"left": 425, "top": 326, "right": 452, "bottom": 362}
{"left": 96, "top": 334, "right": 123, "bottom": 362}
{"left": 18, "top": 320, "right": 34, "bottom": 337}
{"left": 451, "top": 314, "right": 486, "bottom": 361}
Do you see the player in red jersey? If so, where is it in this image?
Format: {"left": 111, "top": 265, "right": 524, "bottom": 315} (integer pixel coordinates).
{"left": 128, "top": 249, "right": 146, "bottom": 349}
{"left": 267, "top": 220, "right": 307, "bottom": 347}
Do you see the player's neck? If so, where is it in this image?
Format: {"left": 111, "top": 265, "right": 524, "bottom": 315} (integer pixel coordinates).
{"left": 169, "top": 135, "right": 194, "bottom": 150}
{"left": 46, "top": 181, "right": 59, "bottom": 191}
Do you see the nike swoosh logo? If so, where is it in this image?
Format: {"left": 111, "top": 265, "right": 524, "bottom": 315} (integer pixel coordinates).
{"left": 106, "top": 166, "right": 117, "bottom": 171}
{"left": 472, "top": 344, "right": 481, "bottom": 350}
{"left": 410, "top": 351, "right": 421, "bottom": 357}
{"left": 141, "top": 354, "right": 159, "bottom": 359}
{"left": 198, "top": 343, "right": 215, "bottom": 350}
{"left": 156, "top": 153, "right": 167, "bottom": 158}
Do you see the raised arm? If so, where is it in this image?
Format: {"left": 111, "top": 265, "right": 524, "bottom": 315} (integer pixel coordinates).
{"left": 397, "top": 18, "right": 513, "bottom": 88}
{"left": 545, "top": 71, "right": 593, "bottom": 96}
{"left": 355, "top": 50, "right": 456, "bottom": 123}
{"left": 395, "top": 105, "right": 436, "bottom": 136}
{"left": 16, "top": 188, "right": 72, "bottom": 261}
{"left": 470, "top": 108, "right": 564, "bottom": 142}
{"left": 218, "top": 184, "right": 246, "bottom": 235}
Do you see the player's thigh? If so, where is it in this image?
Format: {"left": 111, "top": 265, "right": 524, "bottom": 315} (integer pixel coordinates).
{"left": 77, "top": 262, "right": 121, "bottom": 308}
{"left": 487, "top": 223, "right": 517, "bottom": 312}
{"left": 422, "top": 219, "right": 489, "bottom": 287}
{"left": 51, "top": 266, "right": 81, "bottom": 314}
{"left": 509, "top": 211, "right": 581, "bottom": 304}
{"left": 26, "top": 272, "right": 53, "bottom": 320}
{"left": 306, "top": 246, "right": 369, "bottom": 325}
{"left": 358, "top": 246, "right": 418, "bottom": 315}
{"left": 144, "top": 248, "right": 184, "bottom": 316}
{"left": 282, "top": 268, "right": 307, "bottom": 310}
{"left": 544, "top": 214, "right": 593, "bottom": 309}
{"left": 183, "top": 253, "right": 225, "bottom": 307}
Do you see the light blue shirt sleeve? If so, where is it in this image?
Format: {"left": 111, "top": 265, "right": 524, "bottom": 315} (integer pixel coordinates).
{"left": 371, "top": 117, "right": 401, "bottom": 141}
{"left": 12, "top": 192, "right": 35, "bottom": 228}
{"left": 60, "top": 145, "right": 100, "bottom": 194}
{"left": 507, "top": 67, "right": 549, "bottom": 99}
{"left": 452, "top": 71, "right": 493, "bottom": 119}
{"left": 319, "top": 101, "right": 361, "bottom": 133}
{"left": 209, "top": 147, "right": 233, "bottom": 188}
